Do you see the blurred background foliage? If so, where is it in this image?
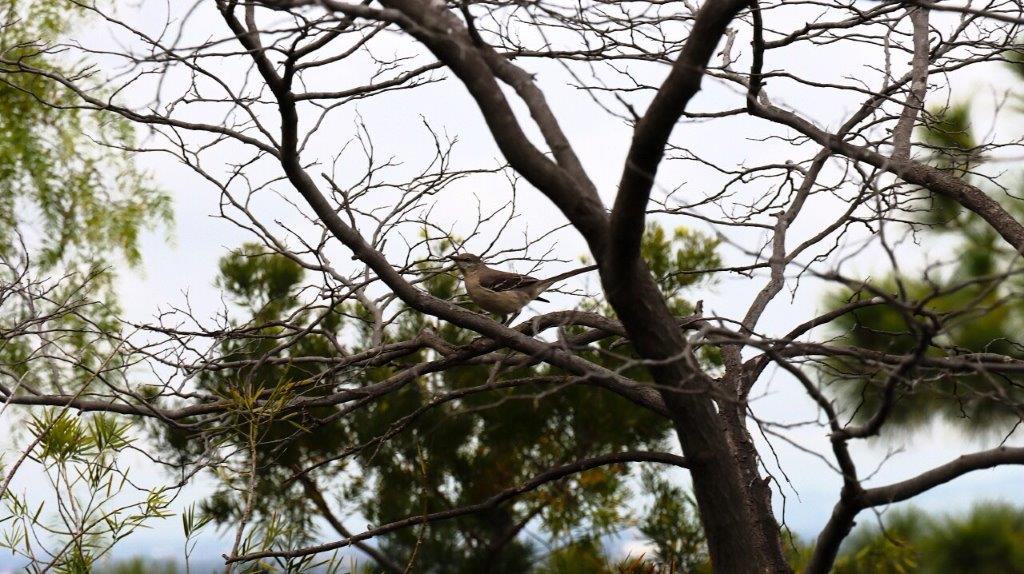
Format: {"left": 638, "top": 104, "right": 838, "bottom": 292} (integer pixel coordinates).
{"left": 0, "top": 0, "right": 171, "bottom": 393}
{"left": 822, "top": 55, "right": 1024, "bottom": 438}
{"left": 151, "top": 223, "right": 719, "bottom": 572}
{"left": 0, "top": 0, "right": 171, "bottom": 270}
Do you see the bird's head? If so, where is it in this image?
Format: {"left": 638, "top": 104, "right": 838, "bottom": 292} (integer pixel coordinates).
{"left": 448, "top": 252, "right": 484, "bottom": 272}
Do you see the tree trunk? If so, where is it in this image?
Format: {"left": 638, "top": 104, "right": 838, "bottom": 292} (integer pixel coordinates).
{"left": 601, "top": 260, "right": 791, "bottom": 573}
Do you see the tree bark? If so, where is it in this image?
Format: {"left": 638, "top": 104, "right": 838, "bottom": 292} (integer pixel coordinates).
{"left": 601, "top": 260, "right": 791, "bottom": 573}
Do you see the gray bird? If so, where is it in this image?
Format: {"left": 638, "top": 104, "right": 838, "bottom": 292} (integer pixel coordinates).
{"left": 448, "top": 253, "right": 598, "bottom": 321}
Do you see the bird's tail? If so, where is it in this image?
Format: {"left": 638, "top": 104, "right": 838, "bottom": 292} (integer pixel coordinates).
{"left": 537, "top": 264, "right": 599, "bottom": 291}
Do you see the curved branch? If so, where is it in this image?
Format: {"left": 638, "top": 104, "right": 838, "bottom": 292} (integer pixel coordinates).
{"left": 227, "top": 450, "right": 689, "bottom": 563}
{"left": 806, "top": 446, "right": 1024, "bottom": 573}
{"left": 750, "top": 100, "right": 1024, "bottom": 254}
{"left": 860, "top": 446, "right": 1024, "bottom": 507}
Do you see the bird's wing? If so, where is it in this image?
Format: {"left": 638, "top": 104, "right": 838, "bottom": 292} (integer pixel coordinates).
{"left": 478, "top": 269, "right": 540, "bottom": 292}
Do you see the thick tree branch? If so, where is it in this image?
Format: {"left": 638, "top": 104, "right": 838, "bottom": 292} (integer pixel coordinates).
{"left": 608, "top": 0, "right": 750, "bottom": 266}
{"left": 860, "top": 446, "right": 1024, "bottom": 506}
{"left": 320, "top": 0, "right": 610, "bottom": 241}
{"left": 750, "top": 100, "right": 1024, "bottom": 254}
{"left": 891, "top": 7, "right": 930, "bottom": 161}
{"left": 806, "top": 446, "right": 1024, "bottom": 573}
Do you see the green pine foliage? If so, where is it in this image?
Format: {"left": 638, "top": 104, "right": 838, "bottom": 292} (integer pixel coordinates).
{"left": 153, "top": 224, "right": 719, "bottom": 571}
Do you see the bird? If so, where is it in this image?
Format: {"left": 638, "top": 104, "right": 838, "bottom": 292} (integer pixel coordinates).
{"left": 448, "top": 253, "right": 598, "bottom": 322}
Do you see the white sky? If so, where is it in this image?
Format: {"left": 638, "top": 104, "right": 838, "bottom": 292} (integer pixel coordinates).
{"left": 4, "top": 0, "right": 1024, "bottom": 568}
